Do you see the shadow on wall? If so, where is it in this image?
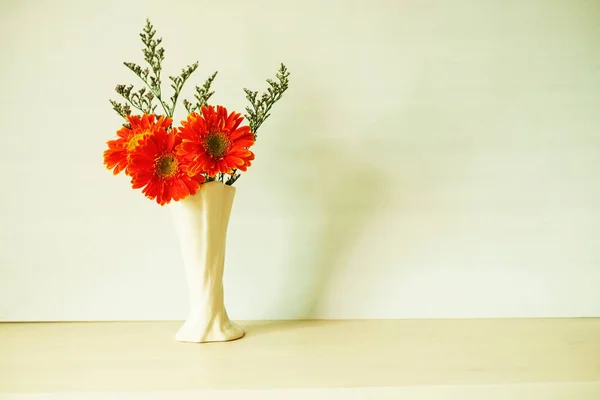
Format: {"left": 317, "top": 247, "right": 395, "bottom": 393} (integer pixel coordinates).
{"left": 266, "top": 85, "right": 386, "bottom": 319}
{"left": 261, "top": 64, "right": 475, "bottom": 319}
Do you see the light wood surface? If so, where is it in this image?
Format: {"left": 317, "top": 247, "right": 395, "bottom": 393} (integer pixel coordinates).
{"left": 1, "top": 319, "right": 599, "bottom": 399}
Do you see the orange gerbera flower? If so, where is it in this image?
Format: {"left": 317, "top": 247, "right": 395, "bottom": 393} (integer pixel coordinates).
{"left": 176, "top": 105, "right": 255, "bottom": 177}
{"left": 128, "top": 129, "right": 205, "bottom": 206}
{"left": 103, "top": 114, "right": 172, "bottom": 175}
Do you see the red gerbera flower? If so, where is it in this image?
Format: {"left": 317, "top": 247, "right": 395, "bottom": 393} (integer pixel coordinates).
{"left": 103, "top": 114, "right": 172, "bottom": 175}
{"left": 128, "top": 129, "right": 205, "bottom": 206}
{"left": 176, "top": 105, "right": 255, "bottom": 177}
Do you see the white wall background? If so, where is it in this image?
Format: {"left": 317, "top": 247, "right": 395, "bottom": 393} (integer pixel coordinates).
{"left": 1, "top": 0, "right": 599, "bottom": 321}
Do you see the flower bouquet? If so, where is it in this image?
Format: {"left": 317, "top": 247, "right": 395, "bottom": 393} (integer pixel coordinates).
{"left": 103, "top": 20, "right": 289, "bottom": 343}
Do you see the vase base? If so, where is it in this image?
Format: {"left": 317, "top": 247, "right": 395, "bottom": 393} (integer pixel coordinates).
{"left": 175, "top": 320, "right": 245, "bottom": 343}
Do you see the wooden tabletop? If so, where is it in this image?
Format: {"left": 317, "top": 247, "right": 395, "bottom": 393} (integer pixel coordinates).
{"left": 1, "top": 319, "right": 599, "bottom": 399}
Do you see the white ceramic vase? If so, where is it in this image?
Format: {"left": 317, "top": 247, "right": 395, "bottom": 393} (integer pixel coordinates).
{"left": 170, "top": 181, "right": 245, "bottom": 343}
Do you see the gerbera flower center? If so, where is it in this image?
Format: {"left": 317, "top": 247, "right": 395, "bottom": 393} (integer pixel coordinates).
{"left": 155, "top": 153, "right": 179, "bottom": 178}
{"left": 127, "top": 130, "right": 151, "bottom": 151}
{"left": 204, "top": 132, "right": 230, "bottom": 159}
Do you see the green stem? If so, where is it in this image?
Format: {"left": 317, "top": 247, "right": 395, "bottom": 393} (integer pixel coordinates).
{"left": 226, "top": 169, "right": 240, "bottom": 185}
{"left": 118, "top": 94, "right": 145, "bottom": 114}
{"left": 170, "top": 75, "right": 193, "bottom": 117}
{"left": 130, "top": 72, "right": 170, "bottom": 116}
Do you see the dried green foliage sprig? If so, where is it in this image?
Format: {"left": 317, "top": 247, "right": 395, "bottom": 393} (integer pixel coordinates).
{"left": 114, "top": 85, "right": 156, "bottom": 114}
{"left": 183, "top": 71, "right": 219, "bottom": 114}
{"left": 243, "top": 63, "right": 290, "bottom": 139}
{"left": 110, "top": 19, "right": 200, "bottom": 119}
{"left": 109, "top": 99, "right": 132, "bottom": 119}
{"left": 226, "top": 64, "right": 290, "bottom": 185}
{"left": 168, "top": 63, "right": 199, "bottom": 116}
{"left": 140, "top": 20, "right": 165, "bottom": 91}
